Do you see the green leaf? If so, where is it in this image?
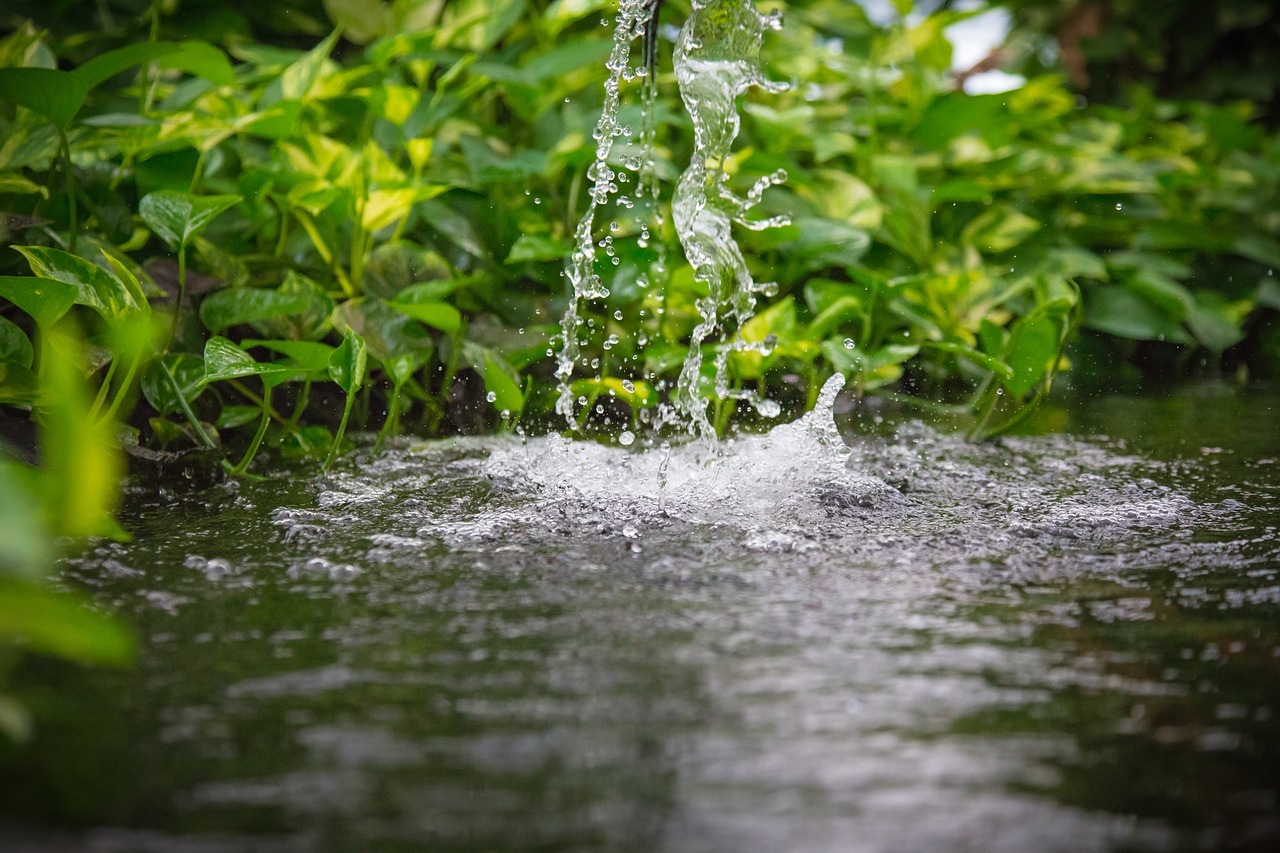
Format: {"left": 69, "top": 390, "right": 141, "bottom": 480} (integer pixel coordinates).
{"left": 278, "top": 29, "right": 341, "bottom": 102}
{"left": 1186, "top": 296, "right": 1245, "bottom": 352}
{"left": 479, "top": 353, "right": 524, "bottom": 414}
{"left": 962, "top": 206, "right": 1041, "bottom": 254}
{"left": 138, "top": 191, "right": 242, "bottom": 250}
{"left": 383, "top": 352, "right": 421, "bottom": 386}
{"left": 570, "top": 376, "right": 654, "bottom": 408}
{"left": 199, "top": 286, "right": 311, "bottom": 333}
{"left": 0, "top": 360, "right": 40, "bottom": 405}
{"left": 1082, "top": 286, "right": 1193, "bottom": 343}
{"left": 1234, "top": 234, "right": 1280, "bottom": 270}
{"left": 12, "top": 247, "right": 138, "bottom": 324}
{"left": 242, "top": 340, "right": 335, "bottom": 374}
{"left": 506, "top": 234, "right": 571, "bottom": 263}
{"left": 328, "top": 328, "right": 368, "bottom": 395}
{"left": 70, "top": 42, "right": 178, "bottom": 91}
{"left": 0, "top": 578, "right": 133, "bottom": 666}
{"left": 362, "top": 186, "right": 449, "bottom": 233}
{"left": 520, "top": 37, "right": 614, "bottom": 80}
{"left": 386, "top": 299, "right": 462, "bottom": 334}
{"left": 335, "top": 298, "right": 433, "bottom": 363}
{"left": 1003, "top": 314, "right": 1063, "bottom": 398}
{"left": 140, "top": 353, "right": 206, "bottom": 415}
{"left": 156, "top": 41, "right": 236, "bottom": 87}
{"left": 0, "top": 315, "right": 33, "bottom": 369}
{"left": 202, "top": 336, "right": 299, "bottom": 384}
{"left": 0, "top": 67, "right": 87, "bottom": 128}
{"left": 39, "top": 328, "right": 124, "bottom": 539}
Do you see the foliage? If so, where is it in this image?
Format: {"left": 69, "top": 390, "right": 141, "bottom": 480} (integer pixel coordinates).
{"left": 0, "top": 323, "right": 133, "bottom": 741}
{"left": 1001, "top": 0, "right": 1280, "bottom": 125}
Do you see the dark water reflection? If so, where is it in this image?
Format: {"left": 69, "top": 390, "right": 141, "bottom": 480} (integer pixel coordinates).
{"left": 1, "top": 383, "right": 1277, "bottom": 852}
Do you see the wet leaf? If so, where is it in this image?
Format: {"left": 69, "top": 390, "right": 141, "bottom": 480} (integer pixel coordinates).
{"left": 202, "top": 337, "right": 299, "bottom": 384}
{"left": 0, "top": 67, "right": 88, "bottom": 128}
{"left": 385, "top": 299, "right": 462, "bottom": 334}
{"left": 12, "top": 247, "right": 138, "bottom": 324}
{"left": 139, "top": 191, "right": 242, "bottom": 250}
{"left": 328, "top": 328, "right": 368, "bottom": 395}
{"left": 479, "top": 352, "right": 524, "bottom": 414}
{"left": 199, "top": 286, "right": 311, "bottom": 333}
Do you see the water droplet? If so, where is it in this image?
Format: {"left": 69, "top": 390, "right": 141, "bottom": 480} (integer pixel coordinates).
{"left": 1116, "top": 203, "right": 1124, "bottom": 211}
{"left": 619, "top": 430, "right": 635, "bottom": 446}
{"left": 621, "top": 379, "right": 635, "bottom": 393}
{"left": 486, "top": 391, "right": 498, "bottom": 403}
{"left": 843, "top": 338, "right": 856, "bottom": 350}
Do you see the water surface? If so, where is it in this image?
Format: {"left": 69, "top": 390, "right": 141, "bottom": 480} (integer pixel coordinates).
{"left": 2, "top": 383, "right": 1277, "bottom": 852}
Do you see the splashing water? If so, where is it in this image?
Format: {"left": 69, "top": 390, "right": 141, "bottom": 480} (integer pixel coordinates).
{"left": 556, "top": 0, "right": 789, "bottom": 437}
{"left": 554, "top": 0, "right": 653, "bottom": 425}
{"left": 670, "top": 0, "right": 788, "bottom": 438}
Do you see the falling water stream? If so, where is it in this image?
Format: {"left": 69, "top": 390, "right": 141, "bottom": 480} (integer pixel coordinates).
{"left": 557, "top": 0, "right": 790, "bottom": 436}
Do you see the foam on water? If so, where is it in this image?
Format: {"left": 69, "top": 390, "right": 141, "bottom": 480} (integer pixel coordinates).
{"left": 303, "top": 374, "right": 1207, "bottom": 568}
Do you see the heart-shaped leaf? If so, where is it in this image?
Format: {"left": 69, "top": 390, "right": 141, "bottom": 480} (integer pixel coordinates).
{"left": 12, "top": 247, "right": 139, "bottom": 324}
{"left": 0, "top": 276, "right": 77, "bottom": 327}
{"left": 199, "top": 286, "right": 311, "bottom": 333}
{"left": 139, "top": 191, "right": 242, "bottom": 250}
{"left": 328, "top": 328, "right": 368, "bottom": 395}
{"left": 201, "top": 336, "right": 300, "bottom": 385}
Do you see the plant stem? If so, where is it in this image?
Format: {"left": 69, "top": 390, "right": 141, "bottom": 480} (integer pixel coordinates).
{"left": 323, "top": 391, "right": 355, "bottom": 471}
{"left": 102, "top": 351, "right": 144, "bottom": 424}
{"left": 91, "top": 358, "right": 119, "bottom": 418}
{"left": 164, "top": 243, "right": 186, "bottom": 352}
{"left": 228, "top": 387, "right": 273, "bottom": 475}
{"left": 161, "top": 359, "right": 216, "bottom": 450}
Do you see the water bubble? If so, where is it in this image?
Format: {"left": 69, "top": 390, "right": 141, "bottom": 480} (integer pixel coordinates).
{"left": 613, "top": 309, "right": 624, "bottom": 321}
{"left": 329, "top": 564, "right": 361, "bottom": 582}
{"left": 621, "top": 379, "right": 635, "bottom": 393}
{"left": 1116, "top": 203, "right": 1124, "bottom": 211}
{"left": 203, "top": 558, "right": 233, "bottom": 580}
{"left": 843, "top": 338, "right": 856, "bottom": 350}
{"left": 485, "top": 391, "right": 497, "bottom": 403}
{"left": 619, "top": 430, "right": 635, "bottom": 446}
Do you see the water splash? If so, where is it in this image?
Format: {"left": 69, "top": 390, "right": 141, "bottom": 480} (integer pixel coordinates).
{"left": 670, "top": 0, "right": 789, "bottom": 438}
{"left": 557, "top": 0, "right": 789, "bottom": 438}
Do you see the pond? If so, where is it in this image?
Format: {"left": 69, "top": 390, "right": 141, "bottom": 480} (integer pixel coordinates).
{"left": 1, "top": 382, "right": 1278, "bottom": 852}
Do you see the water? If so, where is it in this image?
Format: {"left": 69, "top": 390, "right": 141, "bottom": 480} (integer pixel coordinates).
{"left": 556, "top": 0, "right": 790, "bottom": 437}
{"left": 554, "top": 0, "right": 653, "bottom": 425}
{"left": 2, "top": 383, "right": 1278, "bottom": 852}
{"left": 670, "top": 0, "right": 788, "bottom": 437}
